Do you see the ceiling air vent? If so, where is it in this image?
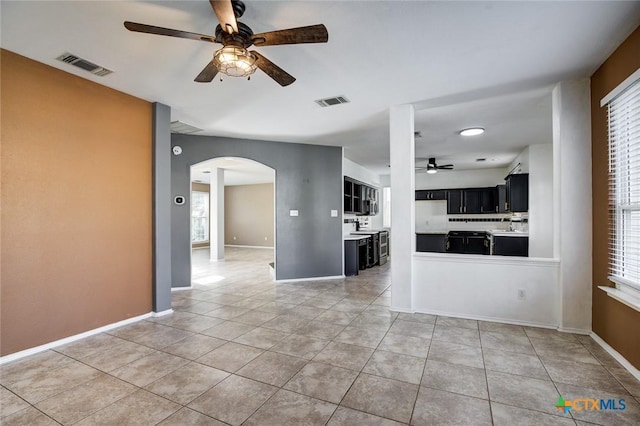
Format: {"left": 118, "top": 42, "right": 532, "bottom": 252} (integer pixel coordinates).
{"left": 170, "top": 121, "right": 203, "bottom": 134}
{"left": 315, "top": 95, "right": 350, "bottom": 108}
{"left": 55, "top": 52, "right": 113, "bottom": 77}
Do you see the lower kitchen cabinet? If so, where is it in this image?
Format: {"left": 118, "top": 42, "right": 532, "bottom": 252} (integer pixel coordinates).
{"left": 416, "top": 233, "right": 447, "bottom": 253}
{"left": 344, "top": 240, "right": 359, "bottom": 276}
{"left": 446, "top": 231, "right": 489, "bottom": 255}
{"left": 493, "top": 236, "right": 528, "bottom": 257}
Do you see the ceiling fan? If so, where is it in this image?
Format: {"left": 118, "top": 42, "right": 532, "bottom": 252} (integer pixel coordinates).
{"left": 124, "top": 0, "right": 328, "bottom": 86}
{"left": 416, "top": 157, "right": 453, "bottom": 174}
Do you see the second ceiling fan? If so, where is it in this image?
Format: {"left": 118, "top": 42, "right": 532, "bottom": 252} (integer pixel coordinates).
{"left": 416, "top": 158, "right": 454, "bottom": 174}
{"left": 124, "top": 0, "right": 328, "bottom": 86}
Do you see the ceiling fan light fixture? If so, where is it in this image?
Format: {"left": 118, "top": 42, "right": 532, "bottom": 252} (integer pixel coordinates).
{"left": 460, "top": 127, "right": 485, "bottom": 136}
{"left": 427, "top": 164, "right": 437, "bottom": 174}
{"left": 213, "top": 45, "right": 257, "bottom": 77}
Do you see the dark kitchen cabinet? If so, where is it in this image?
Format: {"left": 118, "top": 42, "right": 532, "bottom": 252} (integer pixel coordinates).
{"left": 447, "top": 190, "right": 464, "bottom": 214}
{"left": 447, "top": 188, "right": 496, "bottom": 214}
{"left": 463, "top": 190, "right": 482, "bottom": 214}
{"left": 344, "top": 177, "right": 378, "bottom": 215}
{"left": 493, "top": 236, "right": 529, "bottom": 257}
{"left": 416, "top": 233, "right": 447, "bottom": 253}
{"left": 416, "top": 190, "right": 446, "bottom": 201}
{"left": 466, "top": 233, "right": 487, "bottom": 254}
{"left": 505, "top": 173, "right": 529, "bottom": 212}
{"left": 446, "top": 232, "right": 466, "bottom": 253}
{"left": 344, "top": 240, "right": 360, "bottom": 276}
{"left": 446, "top": 231, "right": 489, "bottom": 255}
{"left": 344, "top": 177, "right": 362, "bottom": 214}
{"left": 496, "top": 184, "right": 507, "bottom": 213}
{"left": 480, "top": 188, "right": 496, "bottom": 213}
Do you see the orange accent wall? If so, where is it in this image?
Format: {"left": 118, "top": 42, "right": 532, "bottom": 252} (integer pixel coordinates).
{"left": 591, "top": 26, "right": 640, "bottom": 368}
{"left": 1, "top": 50, "right": 152, "bottom": 356}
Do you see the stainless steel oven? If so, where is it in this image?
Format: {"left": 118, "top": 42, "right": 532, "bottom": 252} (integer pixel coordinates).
{"left": 378, "top": 230, "right": 389, "bottom": 265}
{"left": 351, "top": 230, "right": 389, "bottom": 266}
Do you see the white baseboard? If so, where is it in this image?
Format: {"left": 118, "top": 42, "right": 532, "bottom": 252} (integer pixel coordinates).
{"left": 389, "top": 306, "right": 414, "bottom": 314}
{"left": 558, "top": 326, "right": 591, "bottom": 335}
{"left": 413, "top": 308, "right": 558, "bottom": 330}
{"left": 171, "top": 286, "right": 193, "bottom": 292}
{"left": 225, "top": 244, "right": 274, "bottom": 249}
{"left": 590, "top": 332, "right": 640, "bottom": 382}
{"left": 275, "top": 274, "right": 345, "bottom": 283}
{"left": 152, "top": 309, "right": 174, "bottom": 317}
{"left": 0, "top": 312, "right": 153, "bottom": 365}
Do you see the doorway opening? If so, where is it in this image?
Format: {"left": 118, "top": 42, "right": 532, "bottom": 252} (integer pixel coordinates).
{"left": 189, "top": 157, "right": 276, "bottom": 288}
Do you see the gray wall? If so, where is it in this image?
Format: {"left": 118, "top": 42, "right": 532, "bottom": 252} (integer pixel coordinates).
{"left": 171, "top": 134, "right": 343, "bottom": 286}
{"left": 152, "top": 103, "right": 172, "bottom": 312}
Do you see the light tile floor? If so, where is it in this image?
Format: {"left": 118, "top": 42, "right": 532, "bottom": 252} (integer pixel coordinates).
{"left": 2, "top": 247, "right": 640, "bottom": 425}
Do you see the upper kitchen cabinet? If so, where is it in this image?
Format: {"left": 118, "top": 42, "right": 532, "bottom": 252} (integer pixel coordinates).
{"left": 505, "top": 173, "right": 529, "bottom": 212}
{"left": 447, "top": 187, "right": 496, "bottom": 214}
{"left": 344, "top": 176, "right": 378, "bottom": 215}
{"left": 447, "top": 190, "right": 464, "bottom": 214}
{"left": 416, "top": 190, "right": 446, "bottom": 200}
{"left": 344, "top": 177, "right": 362, "bottom": 214}
{"left": 496, "top": 184, "right": 508, "bottom": 213}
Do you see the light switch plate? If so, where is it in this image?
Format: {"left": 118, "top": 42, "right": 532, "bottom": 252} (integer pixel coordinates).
{"left": 290, "top": 210, "right": 299, "bottom": 217}
{"left": 331, "top": 210, "right": 338, "bottom": 217}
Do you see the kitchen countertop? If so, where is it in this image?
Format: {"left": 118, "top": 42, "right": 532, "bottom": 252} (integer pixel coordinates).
{"left": 344, "top": 235, "right": 371, "bottom": 241}
{"left": 416, "top": 229, "right": 529, "bottom": 237}
{"left": 487, "top": 230, "right": 529, "bottom": 237}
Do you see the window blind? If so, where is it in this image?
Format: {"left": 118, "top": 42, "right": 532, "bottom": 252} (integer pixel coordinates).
{"left": 608, "top": 76, "right": 640, "bottom": 292}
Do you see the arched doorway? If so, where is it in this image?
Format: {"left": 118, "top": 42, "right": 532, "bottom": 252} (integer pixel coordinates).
{"left": 189, "top": 157, "right": 276, "bottom": 288}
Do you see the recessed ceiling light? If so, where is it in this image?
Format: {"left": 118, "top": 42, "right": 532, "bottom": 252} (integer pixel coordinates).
{"left": 460, "top": 127, "right": 485, "bottom": 136}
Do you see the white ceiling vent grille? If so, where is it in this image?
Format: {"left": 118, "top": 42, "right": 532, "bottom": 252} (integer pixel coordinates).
{"left": 170, "top": 121, "right": 203, "bottom": 134}
{"left": 315, "top": 96, "right": 350, "bottom": 108}
{"left": 55, "top": 52, "right": 113, "bottom": 77}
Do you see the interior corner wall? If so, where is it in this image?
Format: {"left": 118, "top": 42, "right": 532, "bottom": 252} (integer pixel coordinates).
{"left": 224, "top": 183, "right": 274, "bottom": 247}
{"left": 590, "top": 25, "right": 640, "bottom": 368}
{"left": 171, "top": 134, "right": 343, "bottom": 284}
{"left": 528, "top": 144, "right": 554, "bottom": 258}
{"left": 0, "top": 50, "right": 153, "bottom": 356}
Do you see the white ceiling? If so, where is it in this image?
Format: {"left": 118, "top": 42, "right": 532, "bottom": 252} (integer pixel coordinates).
{"left": 2, "top": 1, "right": 639, "bottom": 176}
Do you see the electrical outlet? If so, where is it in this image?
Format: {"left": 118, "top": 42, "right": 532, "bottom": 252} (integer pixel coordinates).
{"left": 233, "top": 236, "right": 237, "bottom": 240}
{"left": 264, "top": 237, "right": 268, "bottom": 241}
{"left": 518, "top": 289, "right": 526, "bottom": 300}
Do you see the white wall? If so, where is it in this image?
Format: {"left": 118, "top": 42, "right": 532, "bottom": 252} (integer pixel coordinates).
{"left": 528, "top": 144, "right": 554, "bottom": 257}
{"left": 390, "top": 104, "right": 415, "bottom": 312}
{"left": 508, "top": 147, "right": 530, "bottom": 173}
{"left": 414, "top": 254, "right": 560, "bottom": 327}
{"left": 343, "top": 157, "right": 383, "bottom": 229}
{"left": 552, "top": 80, "right": 592, "bottom": 333}
{"left": 415, "top": 201, "right": 448, "bottom": 232}
{"left": 415, "top": 167, "right": 507, "bottom": 190}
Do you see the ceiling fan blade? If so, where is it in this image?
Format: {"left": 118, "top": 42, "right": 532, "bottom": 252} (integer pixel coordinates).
{"left": 209, "top": 0, "right": 238, "bottom": 34}
{"left": 251, "top": 51, "right": 296, "bottom": 86}
{"left": 194, "top": 61, "right": 219, "bottom": 83}
{"left": 438, "top": 165, "right": 454, "bottom": 169}
{"left": 124, "top": 21, "right": 217, "bottom": 43}
{"left": 252, "top": 24, "right": 328, "bottom": 46}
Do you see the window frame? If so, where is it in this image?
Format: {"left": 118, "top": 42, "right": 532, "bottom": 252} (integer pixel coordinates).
{"left": 602, "top": 68, "right": 640, "bottom": 303}
{"left": 191, "top": 190, "right": 210, "bottom": 243}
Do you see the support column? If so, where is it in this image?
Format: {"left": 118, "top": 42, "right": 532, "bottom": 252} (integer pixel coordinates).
{"left": 210, "top": 168, "right": 225, "bottom": 261}
{"left": 552, "top": 80, "right": 592, "bottom": 332}
{"left": 152, "top": 102, "right": 172, "bottom": 314}
{"left": 389, "top": 104, "right": 415, "bottom": 312}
